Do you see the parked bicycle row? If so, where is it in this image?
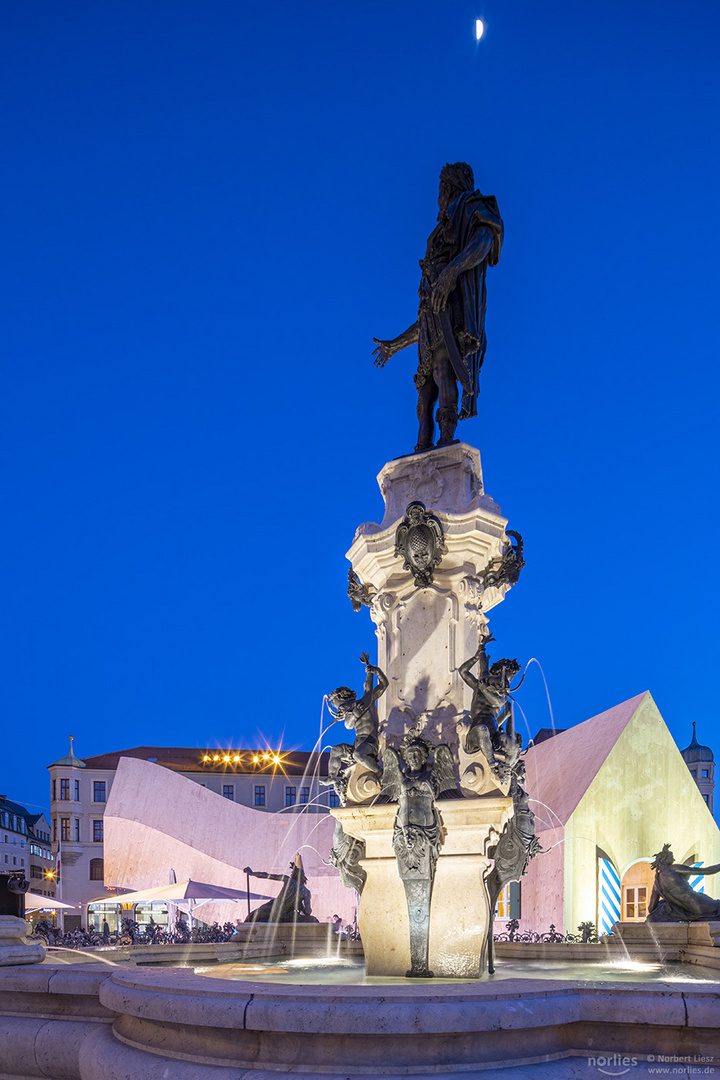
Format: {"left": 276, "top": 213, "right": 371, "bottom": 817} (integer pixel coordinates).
{"left": 29, "top": 917, "right": 241, "bottom": 948}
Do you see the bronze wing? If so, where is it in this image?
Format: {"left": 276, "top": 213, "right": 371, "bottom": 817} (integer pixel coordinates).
{"left": 380, "top": 746, "right": 403, "bottom": 803}
{"left": 432, "top": 744, "right": 459, "bottom": 797}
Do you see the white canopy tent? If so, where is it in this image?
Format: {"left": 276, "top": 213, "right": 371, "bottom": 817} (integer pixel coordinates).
{"left": 24, "top": 893, "right": 78, "bottom": 912}
{"left": 113, "top": 879, "right": 273, "bottom": 928}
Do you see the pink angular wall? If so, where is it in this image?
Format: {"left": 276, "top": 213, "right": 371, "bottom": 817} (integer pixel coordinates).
{"left": 512, "top": 826, "right": 565, "bottom": 935}
{"left": 103, "top": 757, "right": 356, "bottom": 925}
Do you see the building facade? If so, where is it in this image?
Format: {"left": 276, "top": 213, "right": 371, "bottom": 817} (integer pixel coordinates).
{"left": 47, "top": 740, "right": 331, "bottom": 928}
{"left": 515, "top": 692, "right": 720, "bottom": 936}
{"left": 102, "top": 756, "right": 354, "bottom": 930}
{"left": 0, "top": 796, "right": 54, "bottom": 896}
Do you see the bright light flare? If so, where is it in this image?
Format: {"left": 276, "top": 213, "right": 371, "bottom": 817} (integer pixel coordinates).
{"left": 475, "top": 19, "right": 484, "bottom": 41}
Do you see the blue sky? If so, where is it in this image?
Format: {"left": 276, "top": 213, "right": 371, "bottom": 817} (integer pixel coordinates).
{"left": 2, "top": 0, "right": 719, "bottom": 813}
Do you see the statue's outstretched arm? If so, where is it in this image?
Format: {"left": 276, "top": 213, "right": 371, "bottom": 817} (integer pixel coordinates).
{"left": 372, "top": 322, "right": 419, "bottom": 367}
{"left": 458, "top": 655, "right": 479, "bottom": 691}
{"left": 369, "top": 664, "right": 389, "bottom": 701}
{"left": 358, "top": 652, "right": 388, "bottom": 703}
{"left": 497, "top": 701, "right": 512, "bottom": 727}
{"left": 243, "top": 867, "right": 287, "bottom": 882}
{"left": 676, "top": 862, "right": 720, "bottom": 876}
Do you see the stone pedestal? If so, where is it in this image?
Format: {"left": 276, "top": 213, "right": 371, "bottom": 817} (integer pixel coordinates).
{"left": 0, "top": 916, "right": 45, "bottom": 966}
{"left": 347, "top": 443, "right": 518, "bottom": 746}
{"left": 334, "top": 794, "right": 513, "bottom": 978}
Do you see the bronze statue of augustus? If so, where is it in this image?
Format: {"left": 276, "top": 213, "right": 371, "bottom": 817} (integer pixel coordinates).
{"left": 373, "top": 162, "right": 503, "bottom": 452}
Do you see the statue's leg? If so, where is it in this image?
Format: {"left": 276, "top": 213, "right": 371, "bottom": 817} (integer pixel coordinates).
{"left": 415, "top": 378, "right": 437, "bottom": 452}
{"left": 353, "top": 734, "right": 381, "bottom": 775}
{"left": 465, "top": 718, "right": 497, "bottom": 764}
{"left": 328, "top": 746, "right": 343, "bottom": 781}
{"left": 435, "top": 348, "right": 459, "bottom": 447}
{"left": 326, "top": 744, "right": 354, "bottom": 804}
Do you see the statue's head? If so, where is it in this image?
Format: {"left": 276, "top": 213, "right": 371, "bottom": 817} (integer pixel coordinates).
{"left": 291, "top": 852, "right": 307, "bottom": 881}
{"left": 438, "top": 162, "right": 475, "bottom": 212}
{"left": 490, "top": 658, "right": 521, "bottom": 685}
{"left": 328, "top": 686, "right": 356, "bottom": 718}
{"left": 399, "top": 728, "right": 433, "bottom": 771}
{"left": 651, "top": 844, "right": 674, "bottom": 869}
{"left": 402, "top": 742, "right": 429, "bottom": 771}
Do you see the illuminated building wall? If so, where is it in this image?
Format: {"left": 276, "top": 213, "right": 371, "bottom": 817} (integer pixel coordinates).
{"left": 47, "top": 742, "right": 335, "bottom": 929}
{"left": 516, "top": 692, "right": 720, "bottom": 935}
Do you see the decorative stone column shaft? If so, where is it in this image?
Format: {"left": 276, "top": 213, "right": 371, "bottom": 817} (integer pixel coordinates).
{"left": 347, "top": 443, "right": 519, "bottom": 747}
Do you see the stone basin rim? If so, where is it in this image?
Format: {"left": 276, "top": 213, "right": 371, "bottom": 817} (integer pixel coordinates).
{"left": 96, "top": 968, "right": 720, "bottom": 1037}
{"left": 109, "top": 965, "right": 720, "bottom": 1002}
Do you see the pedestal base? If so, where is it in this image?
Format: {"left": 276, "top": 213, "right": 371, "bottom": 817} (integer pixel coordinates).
{"left": 0, "top": 915, "right": 45, "bottom": 966}
{"left": 334, "top": 795, "right": 512, "bottom": 978}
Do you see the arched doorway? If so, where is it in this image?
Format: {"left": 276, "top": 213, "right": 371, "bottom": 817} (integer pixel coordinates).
{"left": 620, "top": 860, "right": 654, "bottom": 922}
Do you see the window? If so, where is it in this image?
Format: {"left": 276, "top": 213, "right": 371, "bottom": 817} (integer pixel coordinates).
{"left": 254, "top": 785, "right": 265, "bottom": 807}
{"left": 89, "top": 858, "right": 104, "bottom": 881}
{"left": 93, "top": 820, "right": 104, "bottom": 843}
{"left": 300, "top": 787, "right": 310, "bottom": 805}
{"left": 703, "top": 794, "right": 709, "bottom": 804}
{"left": 285, "top": 787, "right": 296, "bottom": 807}
{"left": 223, "top": 785, "right": 234, "bottom": 801}
{"left": 30, "top": 864, "right": 42, "bottom": 879}
{"left": 74, "top": 819, "right": 80, "bottom": 841}
{"left": 60, "top": 818, "right": 70, "bottom": 842}
{"left": 328, "top": 792, "right": 340, "bottom": 808}
{"left": 59, "top": 779, "right": 69, "bottom": 801}
{"left": 74, "top": 779, "right": 80, "bottom": 800}
{"left": 624, "top": 886, "right": 647, "bottom": 920}
{"left": 93, "top": 781, "right": 106, "bottom": 803}
{"left": 702, "top": 769, "right": 709, "bottom": 778}
{"left": 3, "top": 855, "right": 6, "bottom": 864}
{"left": 52, "top": 780, "right": 56, "bottom": 801}
{"left": 53, "top": 819, "right": 57, "bottom": 841}
{"left": 12, "top": 856, "right": 16, "bottom": 865}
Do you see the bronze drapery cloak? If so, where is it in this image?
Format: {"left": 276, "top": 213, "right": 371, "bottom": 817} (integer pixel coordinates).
{"left": 417, "top": 190, "right": 504, "bottom": 420}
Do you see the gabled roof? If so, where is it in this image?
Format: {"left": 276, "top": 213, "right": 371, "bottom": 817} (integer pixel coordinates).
{"left": 69, "top": 745, "right": 329, "bottom": 776}
{"left": 522, "top": 691, "right": 650, "bottom": 826}
{"left": 0, "top": 795, "right": 33, "bottom": 819}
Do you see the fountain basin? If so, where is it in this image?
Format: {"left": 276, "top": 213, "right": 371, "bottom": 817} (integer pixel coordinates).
{"left": 82, "top": 965, "right": 720, "bottom": 1077}
{"left": 2, "top": 959, "right": 718, "bottom": 1079}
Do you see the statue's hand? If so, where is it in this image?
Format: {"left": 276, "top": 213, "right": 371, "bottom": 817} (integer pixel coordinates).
{"left": 372, "top": 339, "right": 395, "bottom": 368}
{"left": 359, "top": 651, "right": 370, "bottom": 665}
{"left": 431, "top": 266, "right": 458, "bottom": 314}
